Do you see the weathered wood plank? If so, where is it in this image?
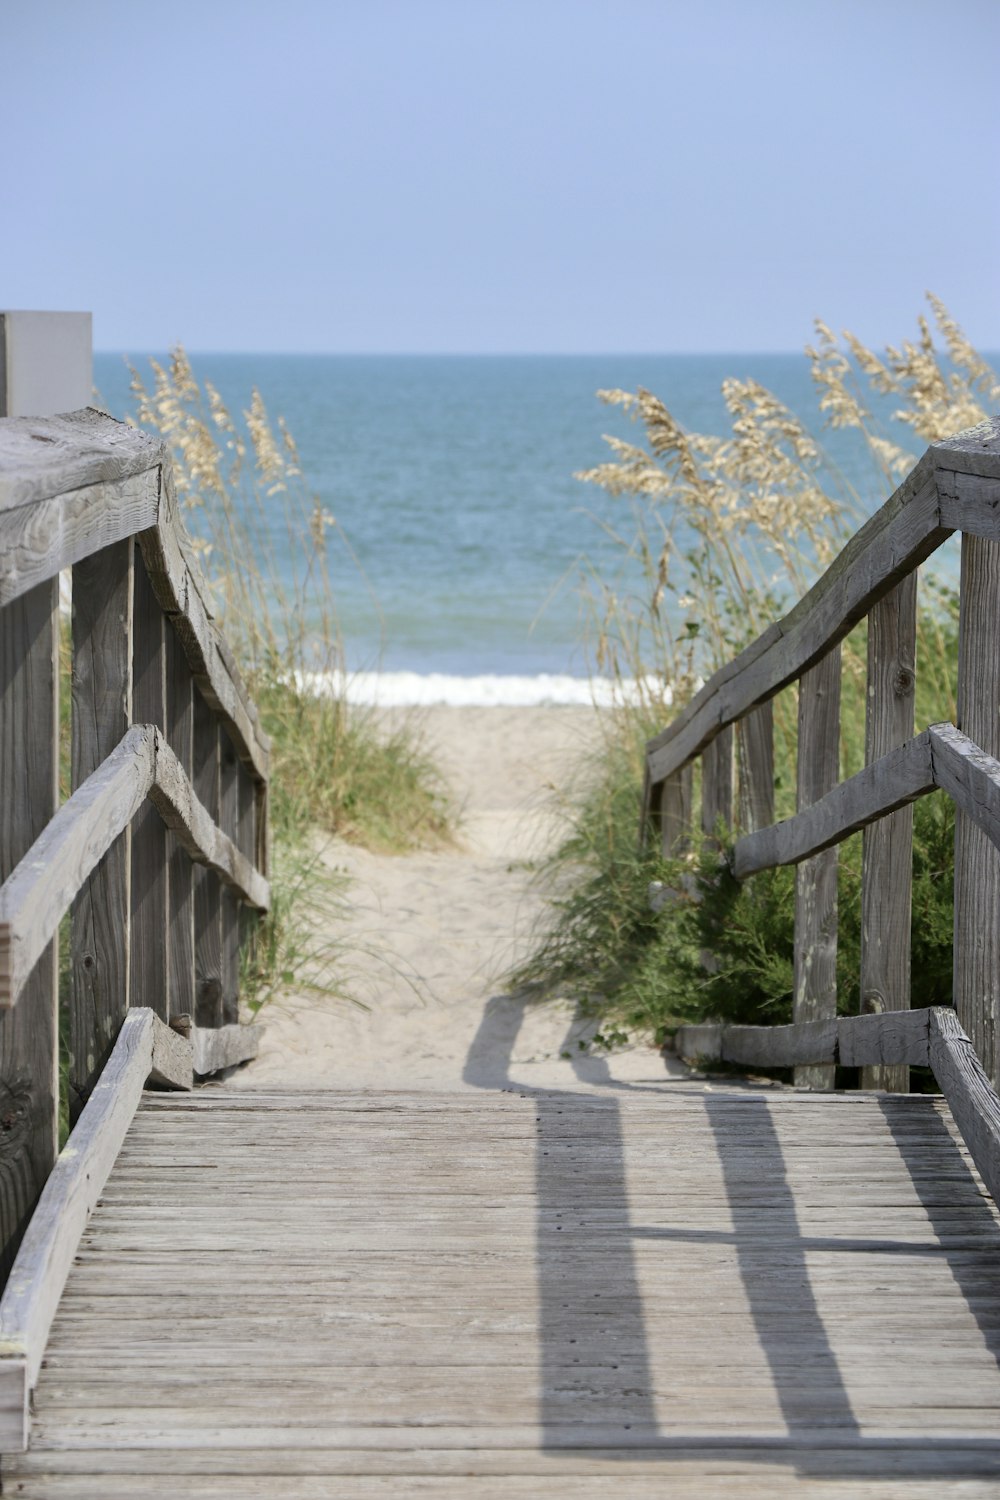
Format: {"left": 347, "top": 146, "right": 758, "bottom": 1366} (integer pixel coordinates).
{"left": 700, "top": 724, "right": 732, "bottom": 845}
{"left": 218, "top": 732, "right": 240, "bottom": 1026}
{"left": 837, "top": 1008, "right": 931, "bottom": 1070}
{"left": 148, "top": 1015, "right": 193, "bottom": 1092}
{"left": 0, "top": 410, "right": 161, "bottom": 511}
{"left": 0, "top": 470, "right": 160, "bottom": 608}
{"left": 0, "top": 728, "right": 267, "bottom": 1013}
{"left": 952, "top": 532, "right": 1000, "bottom": 1087}
{"left": 930, "top": 724, "right": 1000, "bottom": 859}
{"left": 732, "top": 731, "right": 934, "bottom": 879}
{"left": 0, "top": 580, "right": 59, "bottom": 1289}
{"left": 0, "top": 1008, "right": 157, "bottom": 1453}
{"left": 736, "top": 702, "right": 774, "bottom": 835}
{"left": 793, "top": 647, "right": 841, "bottom": 1089}
{"left": 660, "top": 762, "right": 693, "bottom": 856}
{"left": 192, "top": 700, "right": 222, "bottom": 1030}
{"left": 69, "top": 542, "right": 132, "bottom": 1114}
{"left": 675, "top": 1010, "right": 931, "bottom": 1071}
{"left": 129, "top": 551, "right": 169, "bottom": 1020}
{"left": 929, "top": 1007, "right": 1000, "bottom": 1209}
{"left": 166, "top": 625, "right": 195, "bottom": 1020}
{"left": 861, "top": 574, "right": 917, "bottom": 1092}
{"left": 191, "top": 1023, "right": 262, "bottom": 1077}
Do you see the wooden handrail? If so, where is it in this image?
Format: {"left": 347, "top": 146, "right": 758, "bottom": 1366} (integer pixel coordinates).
{"left": 0, "top": 407, "right": 270, "bottom": 1283}
{"left": 643, "top": 415, "right": 1000, "bottom": 1102}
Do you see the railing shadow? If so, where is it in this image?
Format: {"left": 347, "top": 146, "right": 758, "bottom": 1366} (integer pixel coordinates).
{"left": 462, "top": 991, "right": 1000, "bottom": 1478}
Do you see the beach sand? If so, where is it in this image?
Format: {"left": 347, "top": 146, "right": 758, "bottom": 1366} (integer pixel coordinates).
{"left": 224, "top": 705, "right": 681, "bottom": 1093}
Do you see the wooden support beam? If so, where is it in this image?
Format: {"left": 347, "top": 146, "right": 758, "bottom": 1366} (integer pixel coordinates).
{"left": 0, "top": 580, "right": 59, "bottom": 1285}
{"left": 129, "top": 550, "right": 169, "bottom": 1019}
{"left": 861, "top": 575, "right": 917, "bottom": 1092}
{"left": 793, "top": 646, "right": 841, "bottom": 1089}
{"left": 953, "top": 533, "right": 1000, "bottom": 1087}
{"left": 193, "top": 693, "right": 223, "bottom": 1030}
{"left": 70, "top": 540, "right": 132, "bottom": 1116}
{"left": 700, "top": 724, "right": 732, "bottom": 845}
{"left": 736, "top": 702, "right": 774, "bottom": 835}
{"left": 166, "top": 623, "right": 195, "bottom": 1021}
{"left": 660, "top": 763, "right": 693, "bottom": 857}
{"left": 218, "top": 731, "right": 240, "bottom": 1026}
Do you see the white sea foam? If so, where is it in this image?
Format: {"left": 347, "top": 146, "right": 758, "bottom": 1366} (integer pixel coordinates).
{"left": 295, "top": 670, "right": 669, "bottom": 709}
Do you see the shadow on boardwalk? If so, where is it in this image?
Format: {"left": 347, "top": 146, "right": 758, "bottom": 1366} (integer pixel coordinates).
{"left": 464, "top": 992, "right": 1000, "bottom": 1482}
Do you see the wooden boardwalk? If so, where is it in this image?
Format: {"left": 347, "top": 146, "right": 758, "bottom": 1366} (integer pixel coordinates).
{"left": 5, "top": 1082, "right": 1000, "bottom": 1497}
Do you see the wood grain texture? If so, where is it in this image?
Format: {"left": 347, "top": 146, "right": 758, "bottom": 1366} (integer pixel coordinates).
{"left": 0, "top": 411, "right": 161, "bottom": 512}
{"left": 129, "top": 552, "right": 169, "bottom": 1020}
{"left": 0, "top": 727, "right": 267, "bottom": 1015}
{"left": 0, "top": 1007, "right": 155, "bottom": 1441}
{"left": 166, "top": 625, "right": 195, "bottom": 1020}
{"left": 736, "top": 702, "right": 774, "bottom": 835}
{"left": 930, "top": 723, "right": 1000, "bottom": 857}
{"left": 861, "top": 574, "right": 917, "bottom": 1092}
{"left": 793, "top": 647, "right": 841, "bottom": 1089}
{"left": 7, "top": 1084, "right": 1000, "bottom": 1489}
{"left": 0, "top": 581, "right": 59, "bottom": 1286}
{"left": 192, "top": 701, "right": 222, "bottom": 1030}
{"left": 676, "top": 1009, "right": 931, "bottom": 1070}
{"left": 218, "top": 735, "right": 240, "bottom": 1025}
{"left": 929, "top": 1006, "right": 1000, "bottom": 1210}
{"left": 732, "top": 731, "right": 934, "bottom": 879}
{"left": 70, "top": 542, "right": 132, "bottom": 1113}
{"left": 660, "top": 763, "right": 693, "bottom": 856}
{"left": 952, "top": 533, "right": 1000, "bottom": 1085}
{"left": 148, "top": 1016, "right": 193, "bottom": 1092}
{"left": 191, "top": 1023, "right": 261, "bottom": 1077}
{"left": 700, "top": 724, "right": 732, "bottom": 845}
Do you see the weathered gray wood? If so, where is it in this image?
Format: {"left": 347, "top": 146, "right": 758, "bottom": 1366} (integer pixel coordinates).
{"left": 930, "top": 723, "right": 1000, "bottom": 859}
{"left": 130, "top": 551, "right": 169, "bottom": 1020}
{"left": 793, "top": 647, "right": 841, "bottom": 1089}
{"left": 0, "top": 727, "right": 267, "bottom": 1013}
{"left": 861, "top": 574, "right": 917, "bottom": 1092}
{"left": 0, "top": 410, "right": 161, "bottom": 511}
{"left": 148, "top": 1014, "right": 193, "bottom": 1092}
{"left": 838, "top": 1008, "right": 931, "bottom": 1069}
{"left": 0, "top": 1007, "right": 156, "bottom": 1450}
{"left": 166, "top": 625, "right": 195, "bottom": 1020}
{"left": 0, "top": 730, "right": 153, "bottom": 1010}
{"left": 723, "top": 1018, "right": 838, "bottom": 1069}
{"left": 0, "top": 580, "right": 59, "bottom": 1288}
{"left": 192, "top": 698, "right": 222, "bottom": 1030}
{"left": 736, "top": 702, "right": 774, "bottom": 834}
{"left": 929, "top": 1006, "right": 1000, "bottom": 1210}
{"left": 645, "top": 461, "right": 945, "bottom": 789}
{"left": 219, "top": 733, "right": 240, "bottom": 1025}
{"left": 931, "top": 416, "right": 1000, "bottom": 482}
{"left": 70, "top": 541, "right": 132, "bottom": 1114}
{"left": 732, "top": 731, "right": 934, "bottom": 879}
{"left": 191, "top": 1022, "right": 262, "bottom": 1077}
{"left": 672, "top": 1024, "right": 722, "bottom": 1062}
{"left": 0, "top": 470, "right": 160, "bottom": 609}
{"left": 660, "top": 762, "right": 693, "bottom": 857}
{"left": 677, "top": 1008, "right": 933, "bottom": 1071}
{"left": 700, "top": 724, "right": 732, "bottom": 845}
{"left": 953, "top": 532, "right": 1000, "bottom": 1087}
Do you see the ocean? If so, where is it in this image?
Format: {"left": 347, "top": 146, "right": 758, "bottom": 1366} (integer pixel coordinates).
{"left": 93, "top": 352, "right": 971, "bottom": 706}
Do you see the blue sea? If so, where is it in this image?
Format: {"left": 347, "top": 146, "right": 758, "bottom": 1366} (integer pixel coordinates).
{"left": 93, "top": 352, "right": 980, "bottom": 705}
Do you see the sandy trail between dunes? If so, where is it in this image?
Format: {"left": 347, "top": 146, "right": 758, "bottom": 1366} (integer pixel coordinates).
{"left": 224, "top": 705, "right": 681, "bottom": 1093}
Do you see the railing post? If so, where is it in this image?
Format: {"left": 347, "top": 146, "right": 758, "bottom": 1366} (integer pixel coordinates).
{"left": 130, "top": 548, "right": 169, "bottom": 1018}
{"left": 193, "top": 692, "right": 223, "bottom": 1031}
{"left": 954, "top": 534, "right": 1000, "bottom": 1086}
{"left": 219, "top": 734, "right": 240, "bottom": 1025}
{"left": 860, "top": 576, "right": 917, "bottom": 1091}
{"left": 660, "top": 764, "right": 693, "bottom": 856}
{"left": 701, "top": 725, "right": 733, "bottom": 846}
{"left": 70, "top": 541, "right": 133, "bottom": 1114}
{"left": 793, "top": 647, "right": 841, "bottom": 1089}
{"left": 166, "top": 622, "right": 195, "bottom": 1022}
{"left": 0, "top": 580, "right": 59, "bottom": 1279}
{"left": 737, "top": 704, "right": 774, "bottom": 834}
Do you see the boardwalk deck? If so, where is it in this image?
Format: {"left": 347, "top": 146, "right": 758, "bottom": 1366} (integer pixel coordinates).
{"left": 5, "top": 1083, "right": 1000, "bottom": 1497}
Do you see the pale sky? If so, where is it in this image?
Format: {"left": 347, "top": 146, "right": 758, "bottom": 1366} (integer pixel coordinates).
{"left": 3, "top": 0, "right": 997, "bottom": 352}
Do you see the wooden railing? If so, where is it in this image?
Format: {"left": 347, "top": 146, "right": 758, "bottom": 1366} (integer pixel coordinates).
{"left": 0, "top": 408, "right": 270, "bottom": 1280}
{"left": 643, "top": 416, "right": 1000, "bottom": 1091}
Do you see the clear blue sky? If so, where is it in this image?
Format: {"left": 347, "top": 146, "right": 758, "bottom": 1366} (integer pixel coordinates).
{"left": 3, "top": 0, "right": 996, "bottom": 353}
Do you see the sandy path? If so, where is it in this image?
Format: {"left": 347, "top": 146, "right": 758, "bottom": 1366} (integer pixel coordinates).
{"left": 225, "top": 706, "right": 679, "bottom": 1093}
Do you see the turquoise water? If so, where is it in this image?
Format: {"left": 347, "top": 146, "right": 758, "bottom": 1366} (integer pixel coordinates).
{"left": 94, "top": 352, "right": 974, "bottom": 699}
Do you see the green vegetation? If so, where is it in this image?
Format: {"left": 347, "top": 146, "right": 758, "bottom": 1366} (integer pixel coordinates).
{"left": 518, "top": 298, "right": 997, "bottom": 1051}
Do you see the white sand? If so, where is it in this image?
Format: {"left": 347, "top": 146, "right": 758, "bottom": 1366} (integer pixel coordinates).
{"left": 225, "top": 706, "right": 682, "bottom": 1094}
